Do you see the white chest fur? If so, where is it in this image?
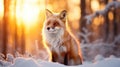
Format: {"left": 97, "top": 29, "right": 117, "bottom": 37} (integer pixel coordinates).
{"left": 43, "top": 28, "right": 67, "bottom": 54}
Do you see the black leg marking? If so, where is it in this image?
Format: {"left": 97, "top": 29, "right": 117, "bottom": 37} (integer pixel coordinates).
{"left": 64, "top": 53, "right": 68, "bottom": 65}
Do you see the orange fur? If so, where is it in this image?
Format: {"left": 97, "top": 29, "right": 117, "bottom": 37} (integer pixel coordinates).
{"left": 42, "top": 9, "right": 83, "bottom": 65}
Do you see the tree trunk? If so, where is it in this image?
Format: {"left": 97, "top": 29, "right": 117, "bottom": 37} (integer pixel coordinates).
{"left": 104, "top": 1, "right": 109, "bottom": 42}
{"left": 21, "top": 23, "right": 25, "bottom": 54}
{"left": 3, "top": 0, "right": 10, "bottom": 58}
{"left": 80, "top": 0, "right": 86, "bottom": 43}
{"left": 14, "top": 0, "right": 18, "bottom": 55}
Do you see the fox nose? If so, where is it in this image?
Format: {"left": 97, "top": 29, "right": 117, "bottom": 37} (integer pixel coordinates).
{"left": 47, "top": 27, "right": 55, "bottom": 30}
{"left": 47, "top": 27, "right": 50, "bottom": 30}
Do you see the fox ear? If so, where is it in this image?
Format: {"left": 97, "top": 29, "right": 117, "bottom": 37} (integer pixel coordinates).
{"left": 46, "top": 9, "right": 53, "bottom": 18}
{"left": 59, "top": 10, "right": 67, "bottom": 20}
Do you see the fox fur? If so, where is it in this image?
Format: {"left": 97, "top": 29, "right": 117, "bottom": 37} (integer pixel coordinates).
{"left": 42, "top": 9, "right": 83, "bottom": 65}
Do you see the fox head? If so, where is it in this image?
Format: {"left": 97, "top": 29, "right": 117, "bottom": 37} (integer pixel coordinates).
{"left": 43, "top": 9, "right": 67, "bottom": 34}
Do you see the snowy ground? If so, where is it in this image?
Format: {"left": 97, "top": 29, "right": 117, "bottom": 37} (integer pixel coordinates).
{"left": 0, "top": 55, "right": 120, "bottom": 67}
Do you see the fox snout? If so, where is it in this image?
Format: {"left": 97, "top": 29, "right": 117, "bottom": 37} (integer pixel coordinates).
{"left": 46, "top": 27, "right": 55, "bottom": 32}
{"left": 47, "top": 27, "right": 54, "bottom": 30}
{"left": 46, "top": 25, "right": 61, "bottom": 33}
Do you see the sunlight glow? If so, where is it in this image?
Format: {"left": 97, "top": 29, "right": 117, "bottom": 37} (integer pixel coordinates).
{"left": 91, "top": 0, "right": 100, "bottom": 12}
{"left": 15, "top": 0, "right": 47, "bottom": 54}
{"left": 0, "top": 0, "right": 4, "bottom": 20}
{"left": 108, "top": 11, "right": 114, "bottom": 21}
{"left": 68, "top": 0, "right": 80, "bottom": 30}
{"left": 16, "top": 0, "right": 45, "bottom": 28}
{"left": 93, "top": 15, "right": 104, "bottom": 26}
{"left": 22, "top": 4, "right": 39, "bottom": 26}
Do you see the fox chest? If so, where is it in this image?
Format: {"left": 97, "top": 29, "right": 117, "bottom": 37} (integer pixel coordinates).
{"left": 51, "top": 45, "right": 67, "bottom": 63}
{"left": 48, "top": 40, "right": 69, "bottom": 56}
{"left": 47, "top": 40, "right": 67, "bottom": 62}
{"left": 45, "top": 34, "right": 68, "bottom": 63}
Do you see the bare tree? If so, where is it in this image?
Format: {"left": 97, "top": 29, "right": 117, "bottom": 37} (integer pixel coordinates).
{"left": 13, "top": 0, "right": 18, "bottom": 55}
{"left": 21, "top": 23, "right": 25, "bottom": 54}
{"left": 80, "top": 0, "right": 87, "bottom": 43}
{"left": 2, "top": 0, "right": 10, "bottom": 58}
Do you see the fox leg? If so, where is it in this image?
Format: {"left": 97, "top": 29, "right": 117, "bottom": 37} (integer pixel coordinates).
{"left": 64, "top": 53, "right": 69, "bottom": 65}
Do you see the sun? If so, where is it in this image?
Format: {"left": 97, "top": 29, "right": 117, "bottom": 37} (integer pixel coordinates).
{"left": 22, "top": 4, "right": 39, "bottom": 27}
{"left": 91, "top": 0, "right": 100, "bottom": 12}
{"left": 16, "top": 0, "right": 45, "bottom": 28}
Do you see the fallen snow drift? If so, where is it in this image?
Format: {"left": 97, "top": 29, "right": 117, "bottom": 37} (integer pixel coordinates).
{"left": 4, "top": 57, "right": 119, "bottom": 67}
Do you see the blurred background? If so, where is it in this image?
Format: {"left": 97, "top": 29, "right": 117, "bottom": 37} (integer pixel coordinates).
{"left": 0, "top": 0, "right": 120, "bottom": 61}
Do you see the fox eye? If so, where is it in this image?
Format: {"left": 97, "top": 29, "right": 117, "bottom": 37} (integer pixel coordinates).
{"left": 53, "top": 22, "right": 59, "bottom": 26}
{"left": 47, "top": 21, "right": 51, "bottom": 25}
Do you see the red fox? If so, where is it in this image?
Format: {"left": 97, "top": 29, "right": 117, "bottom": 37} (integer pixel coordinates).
{"left": 42, "top": 9, "right": 83, "bottom": 65}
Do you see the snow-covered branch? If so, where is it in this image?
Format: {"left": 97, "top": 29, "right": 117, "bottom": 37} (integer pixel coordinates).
{"left": 85, "top": 1, "right": 120, "bottom": 24}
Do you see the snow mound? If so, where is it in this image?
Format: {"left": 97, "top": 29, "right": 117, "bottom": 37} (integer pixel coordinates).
{"left": 10, "top": 57, "right": 40, "bottom": 67}
{"left": 6, "top": 56, "right": 120, "bottom": 67}
{"left": 94, "top": 55, "right": 104, "bottom": 62}
{"left": 91, "top": 58, "right": 120, "bottom": 67}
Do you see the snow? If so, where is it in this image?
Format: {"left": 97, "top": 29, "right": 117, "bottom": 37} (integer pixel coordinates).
{"left": 78, "top": 27, "right": 120, "bottom": 61}
{"left": 78, "top": 27, "right": 93, "bottom": 43}
{"left": 0, "top": 55, "right": 120, "bottom": 67}
{"left": 6, "top": 53, "right": 14, "bottom": 63}
{"left": 94, "top": 55, "right": 104, "bottom": 62}
{"left": 10, "top": 58, "right": 40, "bottom": 67}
